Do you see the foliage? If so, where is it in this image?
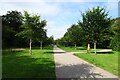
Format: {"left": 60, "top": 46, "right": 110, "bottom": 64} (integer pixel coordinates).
{"left": 2, "top": 10, "right": 23, "bottom": 32}
{"left": 79, "top": 6, "right": 111, "bottom": 43}
{"left": 66, "top": 24, "right": 83, "bottom": 46}
{"left": 110, "top": 18, "right": 120, "bottom": 51}
{"left": 78, "top": 6, "right": 112, "bottom": 53}
{"left": 16, "top": 11, "right": 38, "bottom": 39}
{"left": 16, "top": 11, "right": 47, "bottom": 54}
{"left": 57, "top": 24, "right": 83, "bottom": 47}
{"left": 2, "top": 10, "right": 52, "bottom": 49}
{"left": 2, "top": 10, "right": 26, "bottom": 48}
{"left": 110, "top": 36, "right": 119, "bottom": 51}
{"left": 35, "top": 20, "right": 47, "bottom": 42}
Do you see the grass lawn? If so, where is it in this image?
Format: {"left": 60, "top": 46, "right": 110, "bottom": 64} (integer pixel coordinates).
{"left": 58, "top": 46, "right": 118, "bottom": 76}
{"left": 2, "top": 45, "right": 56, "bottom": 79}
{"left": 74, "top": 52, "right": 118, "bottom": 76}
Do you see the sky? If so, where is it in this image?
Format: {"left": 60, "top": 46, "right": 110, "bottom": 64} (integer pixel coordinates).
{"left": 0, "top": 0, "right": 119, "bottom": 40}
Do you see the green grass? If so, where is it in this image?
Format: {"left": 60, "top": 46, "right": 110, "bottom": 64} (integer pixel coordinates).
{"left": 59, "top": 46, "right": 118, "bottom": 76}
{"left": 74, "top": 52, "right": 118, "bottom": 76}
{"left": 2, "top": 45, "right": 56, "bottom": 79}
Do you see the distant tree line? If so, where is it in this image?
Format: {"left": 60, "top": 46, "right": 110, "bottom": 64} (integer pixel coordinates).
{"left": 2, "top": 10, "right": 54, "bottom": 51}
{"left": 56, "top": 6, "right": 120, "bottom": 53}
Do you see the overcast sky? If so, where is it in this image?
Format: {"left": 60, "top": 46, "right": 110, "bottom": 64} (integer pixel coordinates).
{"left": 0, "top": 0, "right": 119, "bottom": 40}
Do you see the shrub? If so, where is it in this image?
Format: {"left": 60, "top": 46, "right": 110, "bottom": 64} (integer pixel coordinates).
{"left": 110, "top": 36, "right": 120, "bottom": 51}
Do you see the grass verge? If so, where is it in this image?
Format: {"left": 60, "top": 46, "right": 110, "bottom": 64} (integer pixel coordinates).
{"left": 74, "top": 52, "right": 118, "bottom": 76}
{"left": 2, "top": 45, "right": 56, "bottom": 79}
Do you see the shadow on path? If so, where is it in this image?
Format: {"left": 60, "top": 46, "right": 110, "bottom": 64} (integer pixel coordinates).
{"left": 55, "top": 62, "right": 103, "bottom": 78}
{"left": 54, "top": 46, "right": 118, "bottom": 80}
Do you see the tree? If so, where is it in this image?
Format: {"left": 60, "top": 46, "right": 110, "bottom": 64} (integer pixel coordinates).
{"left": 78, "top": 6, "right": 111, "bottom": 54}
{"left": 2, "top": 10, "right": 23, "bottom": 48}
{"left": 16, "top": 11, "right": 42, "bottom": 55}
{"left": 49, "top": 36, "right": 54, "bottom": 45}
{"left": 110, "top": 18, "right": 120, "bottom": 51}
{"left": 35, "top": 20, "right": 47, "bottom": 50}
{"left": 66, "top": 24, "right": 82, "bottom": 49}
{"left": 2, "top": 10, "right": 23, "bottom": 31}
{"left": 57, "top": 24, "right": 83, "bottom": 48}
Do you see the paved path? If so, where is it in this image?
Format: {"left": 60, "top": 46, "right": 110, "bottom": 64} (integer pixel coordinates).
{"left": 53, "top": 46, "right": 118, "bottom": 79}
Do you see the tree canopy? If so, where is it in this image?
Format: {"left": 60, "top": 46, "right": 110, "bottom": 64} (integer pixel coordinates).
{"left": 15, "top": 11, "right": 47, "bottom": 54}
{"left": 78, "top": 6, "right": 111, "bottom": 54}
{"left": 2, "top": 10, "right": 24, "bottom": 48}
{"left": 110, "top": 17, "right": 120, "bottom": 51}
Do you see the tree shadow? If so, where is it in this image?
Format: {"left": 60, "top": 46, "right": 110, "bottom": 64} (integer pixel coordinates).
{"left": 2, "top": 53, "right": 56, "bottom": 79}
{"left": 55, "top": 62, "right": 118, "bottom": 80}
{"left": 44, "top": 51, "right": 65, "bottom": 54}
{"left": 55, "top": 62, "right": 105, "bottom": 79}
{"left": 54, "top": 52, "right": 66, "bottom": 54}
{"left": 91, "top": 51, "right": 114, "bottom": 54}
{"left": 2, "top": 50, "right": 24, "bottom": 54}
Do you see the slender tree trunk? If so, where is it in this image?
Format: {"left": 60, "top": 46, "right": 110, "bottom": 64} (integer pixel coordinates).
{"left": 87, "top": 43, "right": 90, "bottom": 54}
{"left": 75, "top": 43, "right": 76, "bottom": 50}
{"left": 94, "top": 41, "right": 97, "bottom": 55}
{"left": 29, "top": 39, "right": 32, "bottom": 55}
{"left": 40, "top": 41, "right": 42, "bottom": 50}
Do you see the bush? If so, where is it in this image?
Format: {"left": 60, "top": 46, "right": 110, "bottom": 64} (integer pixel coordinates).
{"left": 110, "top": 36, "right": 120, "bottom": 51}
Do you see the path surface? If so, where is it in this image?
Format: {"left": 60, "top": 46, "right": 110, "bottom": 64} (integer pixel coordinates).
{"left": 53, "top": 45, "right": 118, "bottom": 79}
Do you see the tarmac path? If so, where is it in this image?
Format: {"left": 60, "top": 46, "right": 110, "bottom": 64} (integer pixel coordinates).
{"left": 53, "top": 45, "right": 118, "bottom": 80}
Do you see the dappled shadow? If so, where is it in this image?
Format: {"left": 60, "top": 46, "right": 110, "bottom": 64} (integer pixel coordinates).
{"left": 44, "top": 51, "right": 66, "bottom": 54}
{"left": 55, "top": 62, "right": 104, "bottom": 79}
{"left": 44, "top": 51, "right": 54, "bottom": 54}
{"left": 2, "top": 53, "right": 56, "bottom": 79}
{"left": 96, "top": 52, "right": 113, "bottom": 54}
{"left": 55, "top": 62, "right": 118, "bottom": 80}
{"left": 54, "top": 52, "right": 66, "bottom": 54}
{"left": 91, "top": 51, "right": 114, "bottom": 54}
{"left": 2, "top": 50, "right": 24, "bottom": 54}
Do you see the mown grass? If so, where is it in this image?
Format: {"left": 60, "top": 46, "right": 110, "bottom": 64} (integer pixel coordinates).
{"left": 2, "top": 45, "right": 56, "bottom": 79}
{"left": 59, "top": 46, "right": 118, "bottom": 76}
{"left": 74, "top": 52, "right": 118, "bottom": 76}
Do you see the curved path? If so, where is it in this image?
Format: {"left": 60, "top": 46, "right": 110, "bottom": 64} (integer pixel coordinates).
{"left": 53, "top": 45, "right": 118, "bottom": 79}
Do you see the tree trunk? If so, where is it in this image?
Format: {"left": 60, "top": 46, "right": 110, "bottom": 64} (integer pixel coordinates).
{"left": 75, "top": 43, "right": 76, "bottom": 50}
{"left": 29, "top": 39, "right": 32, "bottom": 55}
{"left": 94, "top": 41, "right": 97, "bottom": 55}
{"left": 40, "top": 41, "right": 42, "bottom": 50}
{"left": 87, "top": 43, "right": 90, "bottom": 54}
